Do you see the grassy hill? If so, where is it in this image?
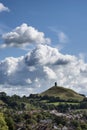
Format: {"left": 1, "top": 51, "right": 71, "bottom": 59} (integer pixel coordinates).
{"left": 41, "top": 86, "right": 84, "bottom": 101}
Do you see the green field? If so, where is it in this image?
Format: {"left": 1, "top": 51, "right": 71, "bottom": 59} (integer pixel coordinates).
{"left": 47, "top": 102, "right": 79, "bottom": 106}
{"left": 41, "top": 86, "right": 84, "bottom": 101}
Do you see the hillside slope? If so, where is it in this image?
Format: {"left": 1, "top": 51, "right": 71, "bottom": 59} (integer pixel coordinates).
{"left": 41, "top": 86, "right": 84, "bottom": 101}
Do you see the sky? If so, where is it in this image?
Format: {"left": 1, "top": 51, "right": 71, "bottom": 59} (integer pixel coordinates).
{"left": 0, "top": 0, "right": 87, "bottom": 96}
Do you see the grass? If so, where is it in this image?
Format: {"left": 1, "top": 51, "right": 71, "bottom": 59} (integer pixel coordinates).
{"left": 41, "top": 100, "right": 49, "bottom": 103}
{"left": 47, "top": 102, "right": 79, "bottom": 106}
{"left": 48, "top": 102, "right": 60, "bottom": 106}
{"left": 41, "top": 86, "right": 84, "bottom": 101}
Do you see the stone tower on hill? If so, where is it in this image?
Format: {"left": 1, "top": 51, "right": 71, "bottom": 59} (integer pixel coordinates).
{"left": 55, "top": 82, "right": 57, "bottom": 87}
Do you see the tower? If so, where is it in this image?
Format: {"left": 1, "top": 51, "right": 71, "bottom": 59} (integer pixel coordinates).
{"left": 55, "top": 82, "right": 57, "bottom": 87}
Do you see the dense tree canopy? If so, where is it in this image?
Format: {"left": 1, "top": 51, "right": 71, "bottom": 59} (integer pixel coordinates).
{"left": 0, "top": 113, "right": 8, "bottom": 130}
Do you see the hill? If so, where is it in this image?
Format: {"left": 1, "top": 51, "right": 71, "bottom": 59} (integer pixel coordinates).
{"left": 41, "top": 85, "right": 84, "bottom": 101}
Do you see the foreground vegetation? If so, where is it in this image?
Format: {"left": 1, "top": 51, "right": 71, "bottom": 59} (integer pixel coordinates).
{"left": 0, "top": 90, "right": 87, "bottom": 130}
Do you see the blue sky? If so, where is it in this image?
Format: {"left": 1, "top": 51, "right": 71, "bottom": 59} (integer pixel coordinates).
{"left": 0, "top": 0, "right": 87, "bottom": 59}
{"left": 0, "top": 0, "right": 87, "bottom": 96}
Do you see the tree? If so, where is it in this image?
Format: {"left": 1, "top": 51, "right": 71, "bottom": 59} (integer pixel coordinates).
{"left": 54, "top": 116, "right": 67, "bottom": 126}
{"left": 77, "top": 126, "right": 82, "bottom": 130}
{"left": 71, "top": 119, "right": 80, "bottom": 128}
{"left": 80, "top": 122, "right": 87, "bottom": 129}
{"left": 58, "top": 124, "right": 63, "bottom": 130}
{"left": 5, "top": 116, "right": 15, "bottom": 130}
{"left": 0, "top": 113, "right": 8, "bottom": 130}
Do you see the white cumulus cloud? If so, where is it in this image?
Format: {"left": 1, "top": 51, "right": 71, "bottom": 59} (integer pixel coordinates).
{"left": 0, "top": 3, "right": 9, "bottom": 12}
{"left": 0, "top": 44, "right": 87, "bottom": 96}
{"left": 1, "top": 23, "right": 51, "bottom": 49}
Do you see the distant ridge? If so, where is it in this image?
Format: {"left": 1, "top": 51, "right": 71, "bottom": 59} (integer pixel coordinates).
{"left": 41, "top": 84, "right": 84, "bottom": 101}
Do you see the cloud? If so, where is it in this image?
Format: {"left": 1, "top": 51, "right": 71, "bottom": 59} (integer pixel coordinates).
{"left": 0, "top": 44, "right": 87, "bottom": 96}
{"left": 49, "top": 27, "right": 68, "bottom": 44}
{"left": 25, "top": 44, "right": 72, "bottom": 66}
{"left": 43, "top": 66, "right": 57, "bottom": 79}
{"left": 0, "top": 3, "right": 10, "bottom": 12}
{"left": 58, "top": 31, "right": 68, "bottom": 43}
{"left": 1, "top": 23, "right": 51, "bottom": 49}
